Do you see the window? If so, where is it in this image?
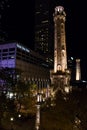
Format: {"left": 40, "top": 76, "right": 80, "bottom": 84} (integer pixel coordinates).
{"left": 3, "top": 49, "right": 8, "bottom": 52}
{"left": 9, "top": 48, "right": 15, "bottom": 51}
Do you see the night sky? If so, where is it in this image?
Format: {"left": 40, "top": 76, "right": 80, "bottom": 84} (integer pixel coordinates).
{"left": 0, "top": 0, "right": 87, "bottom": 80}
{"left": 0, "top": 0, "right": 35, "bottom": 49}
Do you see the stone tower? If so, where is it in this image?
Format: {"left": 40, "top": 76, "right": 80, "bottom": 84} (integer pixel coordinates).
{"left": 54, "top": 6, "right": 67, "bottom": 73}
{"left": 50, "top": 6, "right": 71, "bottom": 92}
{"left": 76, "top": 59, "right": 81, "bottom": 81}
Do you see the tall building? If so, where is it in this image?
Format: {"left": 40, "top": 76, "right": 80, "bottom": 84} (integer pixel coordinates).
{"left": 0, "top": 42, "right": 50, "bottom": 89}
{"left": 50, "top": 6, "right": 71, "bottom": 92}
{"left": 35, "top": 0, "right": 54, "bottom": 68}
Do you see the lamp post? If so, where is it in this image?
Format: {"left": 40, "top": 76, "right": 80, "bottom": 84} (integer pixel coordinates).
{"left": 35, "top": 104, "right": 40, "bottom": 130}
{"left": 10, "top": 117, "right": 14, "bottom": 130}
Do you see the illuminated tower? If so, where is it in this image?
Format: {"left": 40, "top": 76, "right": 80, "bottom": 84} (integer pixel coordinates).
{"left": 50, "top": 6, "right": 71, "bottom": 92}
{"left": 54, "top": 6, "right": 67, "bottom": 73}
{"left": 76, "top": 59, "right": 81, "bottom": 81}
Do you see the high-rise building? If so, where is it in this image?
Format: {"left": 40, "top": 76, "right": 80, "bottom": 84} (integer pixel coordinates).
{"left": 35, "top": 0, "right": 54, "bottom": 68}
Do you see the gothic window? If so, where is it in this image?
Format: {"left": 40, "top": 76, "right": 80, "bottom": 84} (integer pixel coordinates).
{"left": 62, "top": 45, "right": 65, "bottom": 50}
{"left": 62, "top": 51, "right": 65, "bottom": 57}
{"left": 61, "top": 23, "right": 64, "bottom": 33}
{"left": 57, "top": 64, "right": 61, "bottom": 70}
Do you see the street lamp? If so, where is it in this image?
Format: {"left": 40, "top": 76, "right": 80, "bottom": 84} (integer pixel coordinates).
{"left": 10, "top": 117, "right": 14, "bottom": 130}
{"left": 18, "top": 114, "right": 21, "bottom": 118}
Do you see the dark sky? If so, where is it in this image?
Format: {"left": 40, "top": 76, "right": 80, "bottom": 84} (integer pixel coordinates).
{"left": 0, "top": 0, "right": 87, "bottom": 80}
{"left": 2, "top": 0, "right": 35, "bottom": 49}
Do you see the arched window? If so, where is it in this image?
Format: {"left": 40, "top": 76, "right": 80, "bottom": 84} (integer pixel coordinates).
{"left": 57, "top": 64, "right": 61, "bottom": 70}
{"left": 61, "top": 23, "right": 64, "bottom": 33}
